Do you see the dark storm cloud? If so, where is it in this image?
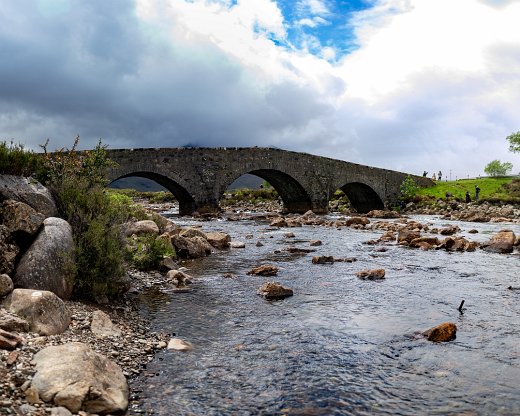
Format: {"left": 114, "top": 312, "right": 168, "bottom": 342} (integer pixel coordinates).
{"left": 0, "top": 0, "right": 334, "bottom": 151}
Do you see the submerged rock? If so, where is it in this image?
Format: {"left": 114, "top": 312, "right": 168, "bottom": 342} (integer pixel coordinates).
{"left": 167, "top": 338, "right": 194, "bottom": 351}
{"left": 311, "top": 256, "right": 334, "bottom": 264}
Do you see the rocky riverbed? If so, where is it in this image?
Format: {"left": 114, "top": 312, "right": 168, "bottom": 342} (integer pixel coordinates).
{"left": 3, "top": 178, "right": 520, "bottom": 415}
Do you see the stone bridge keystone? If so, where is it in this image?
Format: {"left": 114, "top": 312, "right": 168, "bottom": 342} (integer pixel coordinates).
{"left": 105, "top": 148, "right": 432, "bottom": 215}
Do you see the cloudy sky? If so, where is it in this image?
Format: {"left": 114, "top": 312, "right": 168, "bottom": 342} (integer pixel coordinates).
{"left": 1, "top": 0, "right": 520, "bottom": 179}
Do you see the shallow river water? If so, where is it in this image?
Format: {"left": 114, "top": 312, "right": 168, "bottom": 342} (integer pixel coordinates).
{"left": 132, "top": 214, "right": 520, "bottom": 415}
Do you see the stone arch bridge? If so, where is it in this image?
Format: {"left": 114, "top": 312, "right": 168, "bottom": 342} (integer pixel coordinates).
{"left": 106, "top": 148, "right": 432, "bottom": 215}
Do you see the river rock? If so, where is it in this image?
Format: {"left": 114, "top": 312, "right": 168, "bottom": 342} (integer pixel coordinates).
{"left": 2, "top": 289, "right": 70, "bottom": 335}
{"left": 247, "top": 264, "right": 279, "bottom": 276}
{"left": 312, "top": 256, "right": 334, "bottom": 264}
{"left": 205, "top": 231, "right": 231, "bottom": 248}
{"left": 14, "top": 217, "right": 75, "bottom": 300}
{"left": 269, "top": 217, "right": 287, "bottom": 227}
{"left": 0, "top": 273, "right": 14, "bottom": 297}
{"left": 167, "top": 338, "right": 194, "bottom": 351}
{"left": 366, "top": 210, "right": 400, "bottom": 219}
{"left": 171, "top": 235, "right": 211, "bottom": 258}
{"left": 439, "top": 225, "right": 460, "bottom": 235}
{"left": 166, "top": 269, "right": 192, "bottom": 287}
{"left": 481, "top": 230, "right": 516, "bottom": 254}
{"left": 257, "top": 282, "right": 294, "bottom": 300}
{"left": 356, "top": 269, "right": 385, "bottom": 280}
{"left": 409, "top": 236, "right": 440, "bottom": 249}
{"left": 30, "top": 342, "right": 128, "bottom": 414}
{"left": 439, "top": 236, "right": 478, "bottom": 252}
{"left": 346, "top": 217, "right": 370, "bottom": 226}
{"left": 0, "top": 175, "right": 58, "bottom": 218}
{"left": 0, "top": 328, "right": 23, "bottom": 350}
{"left": 90, "top": 310, "right": 122, "bottom": 337}
{"left": 123, "top": 220, "right": 159, "bottom": 237}
{"left": 309, "top": 240, "right": 322, "bottom": 246}
{"left": 423, "top": 322, "right": 457, "bottom": 342}
{"left": 179, "top": 227, "right": 207, "bottom": 240}
{"left": 0, "top": 309, "right": 29, "bottom": 332}
{"left": 397, "top": 230, "right": 421, "bottom": 245}
{"left": 0, "top": 225, "right": 19, "bottom": 275}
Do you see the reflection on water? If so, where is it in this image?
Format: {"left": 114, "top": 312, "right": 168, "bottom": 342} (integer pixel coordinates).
{"left": 132, "top": 215, "right": 520, "bottom": 415}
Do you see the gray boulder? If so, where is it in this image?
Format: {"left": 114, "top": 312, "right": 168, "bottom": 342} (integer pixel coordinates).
{"left": 2, "top": 289, "right": 70, "bottom": 335}
{"left": 14, "top": 217, "right": 75, "bottom": 299}
{"left": 171, "top": 235, "right": 211, "bottom": 258}
{"left": 122, "top": 220, "right": 159, "bottom": 237}
{"left": 0, "top": 175, "right": 57, "bottom": 217}
{"left": 29, "top": 342, "right": 128, "bottom": 414}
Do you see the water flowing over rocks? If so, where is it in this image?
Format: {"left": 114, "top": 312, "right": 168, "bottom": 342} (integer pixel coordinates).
{"left": 2, "top": 289, "right": 71, "bottom": 336}
{"left": 257, "top": 282, "right": 294, "bottom": 300}
{"left": 29, "top": 342, "right": 129, "bottom": 414}
{"left": 14, "top": 217, "right": 75, "bottom": 300}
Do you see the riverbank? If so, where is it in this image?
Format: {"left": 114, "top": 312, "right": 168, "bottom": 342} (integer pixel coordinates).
{"left": 1, "top": 269, "right": 172, "bottom": 416}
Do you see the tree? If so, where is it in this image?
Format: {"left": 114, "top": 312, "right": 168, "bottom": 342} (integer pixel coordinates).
{"left": 506, "top": 131, "right": 520, "bottom": 153}
{"left": 484, "top": 160, "right": 513, "bottom": 177}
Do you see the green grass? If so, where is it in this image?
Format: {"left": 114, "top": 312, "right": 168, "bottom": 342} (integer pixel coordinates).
{"left": 416, "top": 176, "right": 519, "bottom": 203}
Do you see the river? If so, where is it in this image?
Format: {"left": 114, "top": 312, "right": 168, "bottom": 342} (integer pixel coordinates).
{"left": 131, "top": 213, "right": 520, "bottom": 415}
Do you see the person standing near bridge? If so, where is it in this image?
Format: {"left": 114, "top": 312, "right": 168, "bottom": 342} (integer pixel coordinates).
{"left": 475, "top": 184, "right": 480, "bottom": 202}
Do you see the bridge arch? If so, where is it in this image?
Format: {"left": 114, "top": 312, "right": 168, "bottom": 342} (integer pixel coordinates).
{"left": 109, "top": 171, "right": 196, "bottom": 215}
{"left": 338, "top": 182, "right": 384, "bottom": 213}
{"left": 222, "top": 169, "right": 313, "bottom": 213}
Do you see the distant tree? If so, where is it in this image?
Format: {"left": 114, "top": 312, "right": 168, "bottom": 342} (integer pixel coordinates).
{"left": 484, "top": 160, "right": 513, "bottom": 177}
{"left": 506, "top": 131, "right": 520, "bottom": 153}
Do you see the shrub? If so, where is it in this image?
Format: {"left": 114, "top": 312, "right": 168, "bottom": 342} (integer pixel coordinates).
{"left": 0, "top": 140, "right": 44, "bottom": 176}
{"left": 40, "top": 138, "right": 130, "bottom": 300}
{"left": 126, "top": 234, "right": 175, "bottom": 270}
{"left": 399, "top": 176, "right": 419, "bottom": 201}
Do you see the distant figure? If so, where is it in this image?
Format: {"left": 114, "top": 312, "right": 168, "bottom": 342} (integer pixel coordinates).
{"left": 432, "top": 173, "right": 437, "bottom": 181}
{"left": 475, "top": 185, "right": 480, "bottom": 201}
{"left": 400, "top": 200, "right": 406, "bottom": 212}
{"left": 465, "top": 191, "right": 471, "bottom": 203}
{"left": 422, "top": 171, "right": 428, "bottom": 177}
{"left": 438, "top": 171, "right": 442, "bottom": 181}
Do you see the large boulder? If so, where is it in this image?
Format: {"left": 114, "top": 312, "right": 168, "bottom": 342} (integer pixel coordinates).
{"left": 0, "top": 175, "right": 58, "bottom": 218}
{"left": 2, "top": 289, "right": 70, "bottom": 335}
{"left": 482, "top": 230, "right": 516, "bottom": 254}
{"left": 171, "top": 235, "right": 211, "bottom": 258}
{"left": 29, "top": 342, "right": 128, "bottom": 414}
{"left": 0, "top": 225, "right": 19, "bottom": 275}
{"left": 439, "top": 237, "right": 478, "bottom": 252}
{"left": 205, "top": 232, "right": 231, "bottom": 249}
{"left": 14, "top": 217, "right": 75, "bottom": 299}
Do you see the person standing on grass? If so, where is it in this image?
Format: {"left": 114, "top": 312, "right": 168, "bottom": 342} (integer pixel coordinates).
{"left": 475, "top": 184, "right": 480, "bottom": 202}
{"left": 466, "top": 191, "right": 471, "bottom": 203}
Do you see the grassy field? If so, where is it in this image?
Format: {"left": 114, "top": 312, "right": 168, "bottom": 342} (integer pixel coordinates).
{"left": 416, "top": 176, "right": 519, "bottom": 202}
